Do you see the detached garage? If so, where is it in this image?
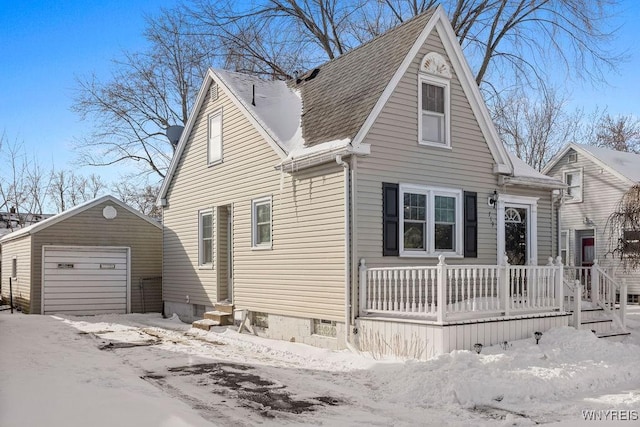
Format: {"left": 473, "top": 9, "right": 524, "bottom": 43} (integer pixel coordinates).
{"left": 0, "top": 196, "right": 162, "bottom": 315}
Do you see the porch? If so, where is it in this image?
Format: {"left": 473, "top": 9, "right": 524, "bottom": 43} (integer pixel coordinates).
{"left": 354, "top": 256, "right": 628, "bottom": 359}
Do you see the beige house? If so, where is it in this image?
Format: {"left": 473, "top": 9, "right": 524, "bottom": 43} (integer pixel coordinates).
{"left": 158, "top": 7, "right": 590, "bottom": 358}
{"left": 543, "top": 143, "right": 640, "bottom": 301}
{"left": 0, "top": 195, "right": 162, "bottom": 315}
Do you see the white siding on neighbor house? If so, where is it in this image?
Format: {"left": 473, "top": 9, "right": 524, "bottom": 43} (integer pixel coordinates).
{"left": 163, "top": 84, "right": 346, "bottom": 321}
{"left": 355, "top": 28, "right": 554, "bottom": 272}
{"left": 0, "top": 235, "right": 31, "bottom": 312}
{"left": 547, "top": 148, "right": 640, "bottom": 294}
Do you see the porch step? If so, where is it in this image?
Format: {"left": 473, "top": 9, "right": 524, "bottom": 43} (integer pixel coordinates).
{"left": 204, "top": 310, "right": 233, "bottom": 325}
{"left": 596, "top": 330, "right": 631, "bottom": 340}
{"left": 214, "top": 302, "right": 234, "bottom": 315}
{"left": 192, "top": 319, "right": 220, "bottom": 331}
{"left": 191, "top": 304, "right": 234, "bottom": 331}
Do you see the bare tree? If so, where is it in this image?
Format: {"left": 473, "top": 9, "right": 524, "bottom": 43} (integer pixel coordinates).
{"left": 606, "top": 185, "right": 640, "bottom": 271}
{"left": 112, "top": 181, "right": 162, "bottom": 220}
{"left": 492, "top": 87, "right": 581, "bottom": 170}
{"left": 594, "top": 114, "right": 640, "bottom": 153}
{"left": 47, "top": 170, "right": 107, "bottom": 213}
{"left": 190, "top": 0, "right": 622, "bottom": 92}
{"left": 72, "top": 9, "right": 216, "bottom": 180}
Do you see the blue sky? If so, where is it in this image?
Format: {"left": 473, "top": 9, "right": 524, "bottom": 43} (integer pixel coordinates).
{"left": 1, "top": 1, "right": 638, "bottom": 186}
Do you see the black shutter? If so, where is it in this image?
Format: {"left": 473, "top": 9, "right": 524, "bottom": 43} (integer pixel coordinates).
{"left": 464, "top": 191, "right": 477, "bottom": 258}
{"left": 383, "top": 183, "right": 399, "bottom": 256}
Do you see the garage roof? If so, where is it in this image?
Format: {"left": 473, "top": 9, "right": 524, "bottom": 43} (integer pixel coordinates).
{"left": 0, "top": 195, "right": 161, "bottom": 244}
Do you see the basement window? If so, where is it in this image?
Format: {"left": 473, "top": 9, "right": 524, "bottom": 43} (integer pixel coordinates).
{"left": 252, "top": 312, "right": 269, "bottom": 329}
{"left": 313, "top": 319, "right": 337, "bottom": 338}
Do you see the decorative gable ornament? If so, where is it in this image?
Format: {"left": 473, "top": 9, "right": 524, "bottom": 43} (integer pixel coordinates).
{"left": 421, "top": 52, "right": 451, "bottom": 78}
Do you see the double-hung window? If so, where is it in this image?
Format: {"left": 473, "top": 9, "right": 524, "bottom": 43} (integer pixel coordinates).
{"left": 199, "top": 210, "right": 214, "bottom": 266}
{"left": 560, "top": 230, "right": 569, "bottom": 264}
{"left": 563, "top": 169, "right": 582, "bottom": 203}
{"left": 400, "top": 184, "right": 462, "bottom": 256}
{"left": 252, "top": 197, "right": 272, "bottom": 249}
{"left": 419, "top": 77, "right": 450, "bottom": 147}
{"left": 208, "top": 110, "right": 223, "bottom": 165}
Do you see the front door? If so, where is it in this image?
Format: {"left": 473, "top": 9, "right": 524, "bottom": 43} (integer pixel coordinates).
{"left": 581, "top": 237, "right": 595, "bottom": 267}
{"left": 504, "top": 205, "right": 528, "bottom": 265}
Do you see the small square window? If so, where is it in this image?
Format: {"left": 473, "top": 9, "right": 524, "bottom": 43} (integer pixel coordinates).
{"left": 252, "top": 197, "right": 272, "bottom": 249}
{"left": 623, "top": 230, "right": 640, "bottom": 254}
{"left": 11, "top": 257, "right": 17, "bottom": 279}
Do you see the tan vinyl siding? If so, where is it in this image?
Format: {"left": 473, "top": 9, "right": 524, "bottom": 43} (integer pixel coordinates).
{"left": 217, "top": 206, "right": 229, "bottom": 301}
{"left": 0, "top": 235, "right": 32, "bottom": 313}
{"left": 547, "top": 149, "right": 640, "bottom": 293}
{"left": 30, "top": 201, "right": 162, "bottom": 314}
{"left": 163, "top": 86, "right": 346, "bottom": 320}
{"left": 355, "top": 28, "right": 554, "bottom": 269}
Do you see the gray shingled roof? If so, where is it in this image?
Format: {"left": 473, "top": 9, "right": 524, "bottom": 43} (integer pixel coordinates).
{"left": 293, "top": 10, "right": 435, "bottom": 147}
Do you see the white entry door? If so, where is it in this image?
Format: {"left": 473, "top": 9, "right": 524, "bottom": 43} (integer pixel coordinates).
{"left": 42, "top": 246, "right": 130, "bottom": 315}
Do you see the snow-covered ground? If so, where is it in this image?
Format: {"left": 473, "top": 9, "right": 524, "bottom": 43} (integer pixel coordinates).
{"left": 1, "top": 307, "right": 639, "bottom": 426}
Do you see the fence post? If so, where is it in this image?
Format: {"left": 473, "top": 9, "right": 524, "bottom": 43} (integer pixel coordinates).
{"left": 620, "top": 278, "right": 627, "bottom": 328}
{"left": 555, "top": 256, "right": 564, "bottom": 311}
{"left": 575, "top": 280, "right": 582, "bottom": 329}
{"left": 436, "top": 255, "right": 446, "bottom": 323}
{"left": 591, "top": 259, "right": 600, "bottom": 304}
{"left": 358, "top": 259, "right": 367, "bottom": 317}
{"left": 502, "top": 255, "right": 510, "bottom": 317}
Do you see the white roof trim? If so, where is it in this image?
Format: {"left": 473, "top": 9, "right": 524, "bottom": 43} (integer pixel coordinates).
{"left": 542, "top": 143, "right": 636, "bottom": 186}
{"left": 0, "top": 195, "right": 161, "bottom": 244}
{"left": 157, "top": 69, "right": 288, "bottom": 204}
{"left": 350, "top": 6, "right": 513, "bottom": 175}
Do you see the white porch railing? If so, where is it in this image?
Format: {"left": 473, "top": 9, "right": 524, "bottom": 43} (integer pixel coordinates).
{"left": 565, "top": 260, "right": 627, "bottom": 329}
{"left": 359, "top": 255, "right": 564, "bottom": 323}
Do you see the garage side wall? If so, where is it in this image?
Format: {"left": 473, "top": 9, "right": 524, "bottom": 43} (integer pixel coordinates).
{"left": 0, "top": 235, "right": 32, "bottom": 312}
{"left": 30, "top": 201, "right": 162, "bottom": 314}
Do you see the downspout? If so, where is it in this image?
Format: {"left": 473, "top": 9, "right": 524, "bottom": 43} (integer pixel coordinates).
{"left": 336, "top": 155, "right": 357, "bottom": 353}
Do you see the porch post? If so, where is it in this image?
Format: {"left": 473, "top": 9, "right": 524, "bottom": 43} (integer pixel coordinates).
{"left": 436, "top": 255, "right": 447, "bottom": 323}
{"left": 555, "top": 256, "right": 564, "bottom": 311}
{"left": 358, "top": 259, "right": 367, "bottom": 316}
{"left": 574, "top": 280, "right": 582, "bottom": 329}
{"left": 620, "top": 278, "right": 627, "bottom": 328}
{"left": 501, "top": 254, "right": 510, "bottom": 317}
{"left": 591, "top": 259, "right": 600, "bottom": 304}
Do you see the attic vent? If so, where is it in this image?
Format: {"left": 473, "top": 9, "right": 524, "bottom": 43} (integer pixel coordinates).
{"left": 209, "top": 83, "right": 218, "bottom": 102}
{"left": 568, "top": 152, "right": 577, "bottom": 163}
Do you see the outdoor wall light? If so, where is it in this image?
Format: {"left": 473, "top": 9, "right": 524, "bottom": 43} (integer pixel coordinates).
{"left": 534, "top": 331, "right": 543, "bottom": 344}
{"left": 473, "top": 343, "right": 483, "bottom": 354}
{"left": 488, "top": 190, "right": 498, "bottom": 208}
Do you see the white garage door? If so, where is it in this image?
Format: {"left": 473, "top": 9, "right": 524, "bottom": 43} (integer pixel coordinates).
{"left": 42, "top": 246, "right": 129, "bottom": 315}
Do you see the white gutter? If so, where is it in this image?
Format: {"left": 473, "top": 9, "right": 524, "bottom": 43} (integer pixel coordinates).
{"left": 275, "top": 144, "right": 370, "bottom": 173}
{"left": 499, "top": 175, "right": 567, "bottom": 190}
{"left": 336, "top": 154, "right": 358, "bottom": 353}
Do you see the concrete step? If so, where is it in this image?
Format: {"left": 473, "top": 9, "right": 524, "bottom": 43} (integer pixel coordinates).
{"left": 203, "top": 310, "right": 233, "bottom": 326}
{"left": 214, "top": 303, "right": 234, "bottom": 314}
{"left": 192, "top": 318, "right": 220, "bottom": 331}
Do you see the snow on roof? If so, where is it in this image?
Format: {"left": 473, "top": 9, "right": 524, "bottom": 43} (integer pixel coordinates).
{"left": 214, "top": 69, "right": 304, "bottom": 153}
{"left": 506, "top": 150, "right": 564, "bottom": 185}
{"left": 574, "top": 143, "right": 640, "bottom": 183}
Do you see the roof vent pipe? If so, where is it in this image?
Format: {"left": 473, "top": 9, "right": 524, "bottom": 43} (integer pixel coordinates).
{"left": 252, "top": 84, "right": 256, "bottom": 106}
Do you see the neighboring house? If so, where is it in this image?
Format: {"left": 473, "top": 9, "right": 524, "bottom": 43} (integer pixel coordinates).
{"left": 543, "top": 143, "right": 640, "bottom": 301}
{"left": 0, "top": 195, "right": 162, "bottom": 315}
{"left": 158, "top": 6, "right": 571, "bottom": 358}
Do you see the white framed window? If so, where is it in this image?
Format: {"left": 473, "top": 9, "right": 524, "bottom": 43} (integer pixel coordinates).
{"left": 399, "top": 184, "right": 462, "bottom": 256}
{"left": 252, "top": 197, "right": 272, "bottom": 249}
{"left": 11, "top": 256, "right": 17, "bottom": 279}
{"left": 563, "top": 168, "right": 582, "bottom": 203}
{"left": 199, "top": 210, "right": 214, "bottom": 266}
{"left": 623, "top": 229, "right": 640, "bottom": 255}
{"left": 560, "top": 230, "right": 569, "bottom": 264}
{"left": 208, "top": 110, "right": 223, "bottom": 165}
{"left": 418, "top": 75, "right": 450, "bottom": 148}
